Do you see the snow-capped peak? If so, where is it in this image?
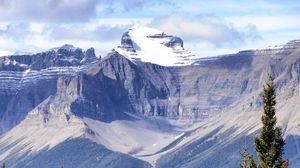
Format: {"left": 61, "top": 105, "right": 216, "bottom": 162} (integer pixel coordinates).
{"left": 115, "top": 27, "right": 199, "bottom": 66}
{"left": 0, "top": 51, "right": 14, "bottom": 57}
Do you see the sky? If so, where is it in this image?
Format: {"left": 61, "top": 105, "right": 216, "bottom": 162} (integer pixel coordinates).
{"left": 0, "top": 0, "right": 299, "bottom": 57}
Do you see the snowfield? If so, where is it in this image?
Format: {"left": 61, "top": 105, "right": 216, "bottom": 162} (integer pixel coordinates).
{"left": 115, "top": 27, "right": 199, "bottom": 66}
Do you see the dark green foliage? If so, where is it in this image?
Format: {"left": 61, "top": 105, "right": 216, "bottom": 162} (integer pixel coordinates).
{"left": 240, "top": 143, "right": 256, "bottom": 168}
{"left": 2, "top": 162, "right": 5, "bottom": 168}
{"left": 240, "top": 75, "right": 288, "bottom": 168}
{"left": 253, "top": 75, "right": 287, "bottom": 168}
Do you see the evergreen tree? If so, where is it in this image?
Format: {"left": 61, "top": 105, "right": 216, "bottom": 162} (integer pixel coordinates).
{"left": 2, "top": 162, "right": 5, "bottom": 168}
{"left": 252, "top": 75, "right": 288, "bottom": 168}
{"left": 240, "top": 143, "right": 256, "bottom": 168}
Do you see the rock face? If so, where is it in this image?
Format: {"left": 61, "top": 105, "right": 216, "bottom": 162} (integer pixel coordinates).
{"left": 1, "top": 39, "right": 300, "bottom": 133}
{"left": 78, "top": 39, "right": 300, "bottom": 120}
{"left": 162, "top": 36, "right": 183, "bottom": 48}
{"left": 19, "top": 138, "right": 152, "bottom": 168}
{"left": 0, "top": 45, "right": 99, "bottom": 134}
{"left": 120, "top": 31, "right": 136, "bottom": 52}
{"left": 0, "top": 44, "right": 98, "bottom": 71}
{"left": 1, "top": 33, "right": 300, "bottom": 167}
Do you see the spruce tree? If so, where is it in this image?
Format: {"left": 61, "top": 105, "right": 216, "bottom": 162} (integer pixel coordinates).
{"left": 253, "top": 75, "right": 288, "bottom": 168}
{"left": 2, "top": 162, "right": 5, "bottom": 168}
{"left": 240, "top": 143, "right": 256, "bottom": 168}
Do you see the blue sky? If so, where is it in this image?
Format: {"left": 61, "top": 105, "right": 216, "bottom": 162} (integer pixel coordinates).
{"left": 0, "top": 0, "right": 299, "bottom": 57}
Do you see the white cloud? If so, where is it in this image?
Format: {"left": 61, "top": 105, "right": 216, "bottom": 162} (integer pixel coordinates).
{"left": 0, "top": 15, "right": 265, "bottom": 58}
{"left": 0, "top": 0, "right": 175, "bottom": 23}
{"left": 0, "top": 50, "right": 14, "bottom": 57}
{"left": 152, "top": 14, "right": 261, "bottom": 47}
{"left": 0, "top": 0, "right": 98, "bottom": 22}
{"left": 183, "top": 39, "right": 267, "bottom": 58}
{"left": 226, "top": 14, "right": 300, "bottom": 31}
{"left": 0, "top": 22, "right": 32, "bottom": 40}
{"left": 176, "top": 0, "right": 300, "bottom": 17}
{"left": 0, "top": 31, "right": 119, "bottom": 57}
{"left": 45, "top": 24, "right": 130, "bottom": 41}
{"left": 0, "top": 0, "right": 298, "bottom": 59}
{"left": 0, "top": 18, "right": 149, "bottom": 55}
{"left": 87, "top": 18, "right": 152, "bottom": 29}
{"left": 96, "top": 0, "right": 175, "bottom": 14}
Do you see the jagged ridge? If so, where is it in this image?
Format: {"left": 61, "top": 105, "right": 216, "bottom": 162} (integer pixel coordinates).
{"left": 1, "top": 36, "right": 300, "bottom": 168}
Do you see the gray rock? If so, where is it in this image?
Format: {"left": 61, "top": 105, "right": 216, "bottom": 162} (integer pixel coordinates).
{"left": 120, "top": 31, "right": 136, "bottom": 52}
{"left": 1, "top": 39, "right": 300, "bottom": 168}
{"left": 0, "top": 45, "right": 100, "bottom": 134}
{"left": 162, "top": 36, "right": 183, "bottom": 48}
{"left": 3, "top": 138, "right": 152, "bottom": 168}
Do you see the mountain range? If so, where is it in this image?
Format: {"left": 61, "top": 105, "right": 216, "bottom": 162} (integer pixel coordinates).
{"left": 0, "top": 27, "right": 300, "bottom": 168}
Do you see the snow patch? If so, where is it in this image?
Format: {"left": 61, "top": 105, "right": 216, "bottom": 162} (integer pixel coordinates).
{"left": 174, "top": 132, "right": 185, "bottom": 140}
{"left": 0, "top": 51, "right": 14, "bottom": 57}
{"left": 115, "top": 27, "right": 199, "bottom": 66}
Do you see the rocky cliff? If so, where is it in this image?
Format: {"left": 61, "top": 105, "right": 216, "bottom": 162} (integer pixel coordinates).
{"left": 1, "top": 38, "right": 300, "bottom": 135}
{"left": 0, "top": 44, "right": 98, "bottom": 134}
{"left": 1, "top": 31, "right": 300, "bottom": 167}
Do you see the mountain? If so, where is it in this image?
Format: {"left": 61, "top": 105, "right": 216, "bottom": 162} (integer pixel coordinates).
{"left": 0, "top": 44, "right": 98, "bottom": 134}
{"left": 115, "top": 27, "right": 198, "bottom": 66}
{"left": 0, "top": 28, "right": 300, "bottom": 168}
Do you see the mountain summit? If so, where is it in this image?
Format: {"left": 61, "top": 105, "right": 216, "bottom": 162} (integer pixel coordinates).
{"left": 1, "top": 29, "right": 300, "bottom": 167}
{"left": 115, "top": 27, "right": 198, "bottom": 66}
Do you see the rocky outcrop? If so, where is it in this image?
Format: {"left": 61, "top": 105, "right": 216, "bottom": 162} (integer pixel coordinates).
{"left": 60, "top": 40, "right": 300, "bottom": 122}
{"left": 1, "top": 39, "right": 300, "bottom": 134}
{"left": 0, "top": 45, "right": 99, "bottom": 134}
{"left": 162, "top": 36, "right": 183, "bottom": 48}
{"left": 3, "top": 39, "right": 300, "bottom": 133}
{"left": 0, "top": 44, "right": 98, "bottom": 71}
{"left": 120, "top": 31, "right": 136, "bottom": 52}
{"left": 1, "top": 38, "right": 300, "bottom": 168}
